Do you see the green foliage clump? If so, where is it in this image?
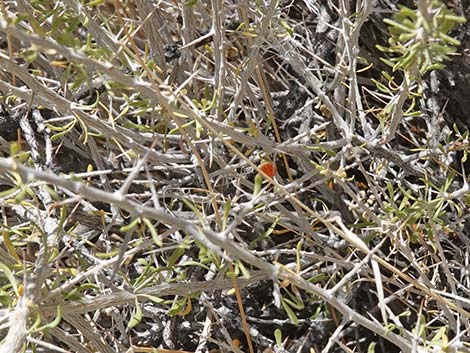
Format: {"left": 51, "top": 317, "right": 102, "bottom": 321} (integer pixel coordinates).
{"left": 377, "top": 0, "right": 466, "bottom": 75}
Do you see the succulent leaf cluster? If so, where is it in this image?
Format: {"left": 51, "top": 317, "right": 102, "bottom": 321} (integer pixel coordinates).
{"left": 377, "top": 0, "right": 466, "bottom": 75}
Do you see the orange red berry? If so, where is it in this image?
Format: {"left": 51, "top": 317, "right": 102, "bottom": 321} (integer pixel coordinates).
{"left": 259, "top": 161, "right": 277, "bottom": 177}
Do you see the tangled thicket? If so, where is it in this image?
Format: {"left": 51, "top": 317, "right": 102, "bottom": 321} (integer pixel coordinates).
{"left": 0, "top": 1, "right": 469, "bottom": 353}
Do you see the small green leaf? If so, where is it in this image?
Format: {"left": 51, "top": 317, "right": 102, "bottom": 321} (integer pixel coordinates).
{"left": 168, "top": 297, "right": 187, "bottom": 316}
{"left": 438, "top": 31, "right": 461, "bottom": 46}
{"left": 383, "top": 18, "right": 416, "bottom": 32}
{"left": 282, "top": 299, "right": 299, "bottom": 325}
{"left": 86, "top": 0, "right": 105, "bottom": 6}
{"left": 237, "top": 260, "right": 251, "bottom": 279}
{"left": 0, "top": 187, "right": 18, "bottom": 199}
{"left": 253, "top": 174, "right": 262, "bottom": 196}
{"left": 120, "top": 217, "right": 140, "bottom": 233}
{"left": 222, "top": 199, "right": 231, "bottom": 231}
{"left": 274, "top": 328, "right": 282, "bottom": 347}
{"left": 128, "top": 298, "right": 142, "bottom": 328}
{"left": 0, "top": 263, "right": 18, "bottom": 297}
{"left": 14, "top": 186, "right": 29, "bottom": 203}
{"left": 31, "top": 306, "right": 62, "bottom": 333}
{"left": 142, "top": 218, "right": 162, "bottom": 247}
